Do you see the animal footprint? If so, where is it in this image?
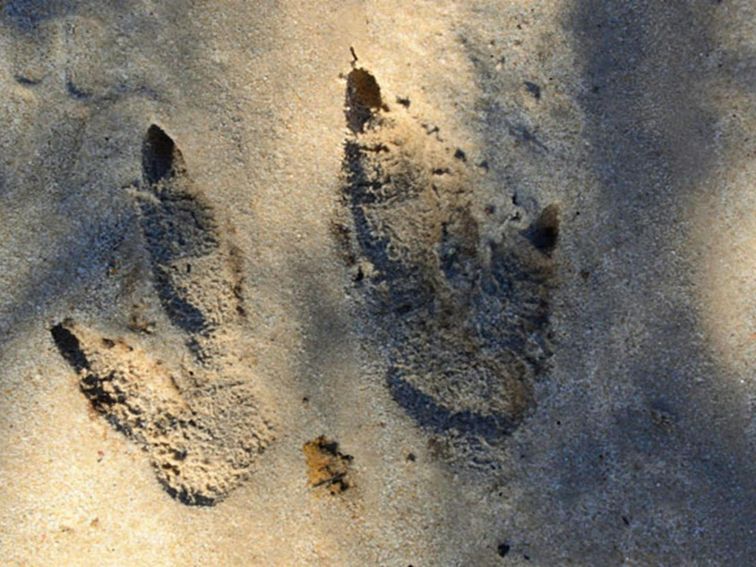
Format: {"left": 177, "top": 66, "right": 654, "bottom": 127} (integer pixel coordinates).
{"left": 338, "top": 67, "right": 558, "bottom": 449}
{"left": 136, "top": 125, "right": 246, "bottom": 364}
{"left": 51, "top": 125, "right": 273, "bottom": 505}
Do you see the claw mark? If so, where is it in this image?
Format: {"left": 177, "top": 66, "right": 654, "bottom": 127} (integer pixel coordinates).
{"left": 345, "top": 67, "right": 384, "bottom": 134}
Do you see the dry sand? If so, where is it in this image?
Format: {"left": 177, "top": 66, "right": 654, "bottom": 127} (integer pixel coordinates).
{"left": 0, "top": 1, "right": 754, "bottom": 565}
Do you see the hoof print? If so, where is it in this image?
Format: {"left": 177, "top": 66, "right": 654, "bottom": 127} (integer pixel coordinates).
{"left": 338, "top": 68, "right": 558, "bottom": 454}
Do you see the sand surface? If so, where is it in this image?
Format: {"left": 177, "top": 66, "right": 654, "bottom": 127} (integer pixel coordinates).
{"left": 0, "top": 1, "right": 754, "bottom": 565}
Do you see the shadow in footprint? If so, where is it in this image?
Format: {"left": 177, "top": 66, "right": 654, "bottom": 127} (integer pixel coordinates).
{"left": 138, "top": 125, "right": 216, "bottom": 338}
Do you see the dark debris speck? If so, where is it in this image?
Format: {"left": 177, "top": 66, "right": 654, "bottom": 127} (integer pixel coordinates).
{"left": 524, "top": 81, "right": 541, "bottom": 100}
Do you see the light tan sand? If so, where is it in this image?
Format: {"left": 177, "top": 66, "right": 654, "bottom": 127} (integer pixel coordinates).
{"left": 0, "top": 1, "right": 754, "bottom": 565}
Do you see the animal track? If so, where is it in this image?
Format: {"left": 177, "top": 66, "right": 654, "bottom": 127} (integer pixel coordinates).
{"left": 136, "top": 125, "right": 246, "bottom": 363}
{"left": 51, "top": 125, "right": 273, "bottom": 505}
{"left": 51, "top": 321, "right": 271, "bottom": 505}
{"left": 338, "top": 68, "right": 558, "bottom": 449}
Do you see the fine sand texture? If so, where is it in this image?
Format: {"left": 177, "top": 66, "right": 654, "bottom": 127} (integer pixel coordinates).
{"left": 0, "top": 1, "right": 754, "bottom": 565}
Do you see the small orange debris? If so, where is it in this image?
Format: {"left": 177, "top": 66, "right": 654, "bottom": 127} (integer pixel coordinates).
{"left": 302, "top": 436, "right": 353, "bottom": 494}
